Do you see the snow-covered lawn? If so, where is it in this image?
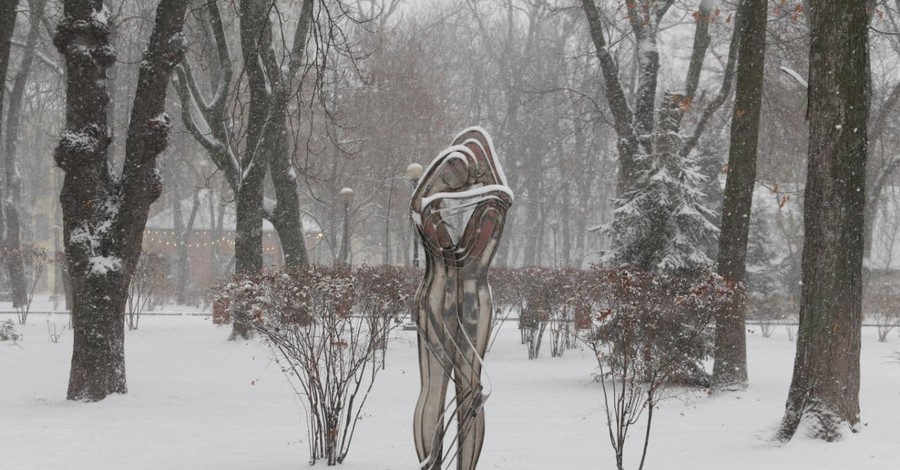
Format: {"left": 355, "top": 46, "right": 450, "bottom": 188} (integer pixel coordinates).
{"left": 1, "top": 314, "right": 897, "bottom": 470}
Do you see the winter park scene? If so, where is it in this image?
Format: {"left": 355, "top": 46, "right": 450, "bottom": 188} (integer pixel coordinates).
{"left": 2, "top": 0, "right": 900, "bottom": 469}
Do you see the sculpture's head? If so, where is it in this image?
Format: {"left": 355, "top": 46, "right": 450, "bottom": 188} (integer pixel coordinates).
{"left": 411, "top": 128, "right": 513, "bottom": 268}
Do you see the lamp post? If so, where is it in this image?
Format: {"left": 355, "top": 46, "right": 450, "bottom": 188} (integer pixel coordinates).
{"left": 405, "top": 163, "right": 423, "bottom": 268}
{"left": 337, "top": 187, "right": 353, "bottom": 266}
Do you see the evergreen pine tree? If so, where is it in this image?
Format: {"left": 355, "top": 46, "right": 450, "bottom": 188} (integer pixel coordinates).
{"left": 602, "top": 94, "right": 719, "bottom": 273}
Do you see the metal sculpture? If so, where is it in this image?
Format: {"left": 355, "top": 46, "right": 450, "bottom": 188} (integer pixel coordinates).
{"left": 410, "top": 127, "right": 513, "bottom": 470}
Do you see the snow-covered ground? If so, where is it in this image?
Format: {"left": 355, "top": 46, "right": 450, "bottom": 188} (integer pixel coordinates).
{"left": 1, "top": 312, "right": 897, "bottom": 470}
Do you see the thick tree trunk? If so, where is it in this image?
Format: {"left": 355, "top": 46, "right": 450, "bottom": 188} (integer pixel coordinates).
{"left": 229, "top": 0, "right": 274, "bottom": 340}
{"left": 778, "top": 0, "right": 868, "bottom": 441}
{"left": 66, "top": 270, "right": 129, "bottom": 399}
{"left": 269, "top": 144, "right": 311, "bottom": 269}
{"left": 234, "top": 0, "right": 270, "bottom": 278}
{"left": 234, "top": 184, "right": 264, "bottom": 276}
{"left": 55, "top": 0, "right": 123, "bottom": 400}
{"left": 712, "top": 0, "right": 767, "bottom": 391}
{"left": 55, "top": 0, "right": 189, "bottom": 401}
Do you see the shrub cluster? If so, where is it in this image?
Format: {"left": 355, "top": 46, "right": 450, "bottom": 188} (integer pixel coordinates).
{"left": 586, "top": 268, "right": 733, "bottom": 387}
{"left": 215, "top": 265, "right": 416, "bottom": 466}
{"left": 490, "top": 267, "right": 589, "bottom": 358}
{"left": 579, "top": 268, "right": 733, "bottom": 470}
{"left": 489, "top": 266, "right": 731, "bottom": 373}
{"left": 0, "top": 320, "right": 20, "bottom": 342}
{"left": 0, "top": 244, "right": 49, "bottom": 325}
{"left": 213, "top": 263, "right": 732, "bottom": 466}
{"left": 126, "top": 251, "right": 172, "bottom": 330}
{"left": 863, "top": 290, "right": 900, "bottom": 342}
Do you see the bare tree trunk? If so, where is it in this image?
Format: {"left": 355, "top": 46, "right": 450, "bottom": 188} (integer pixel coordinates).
{"left": 229, "top": 0, "right": 278, "bottom": 340}
{"left": 0, "top": 1, "right": 18, "bottom": 171}
{"left": 8, "top": 0, "right": 52, "bottom": 313}
{"left": 171, "top": 175, "right": 199, "bottom": 305}
{"left": 778, "top": 0, "right": 868, "bottom": 441}
{"left": 0, "top": 0, "right": 27, "bottom": 310}
{"left": 560, "top": 181, "right": 572, "bottom": 267}
{"left": 712, "top": 0, "right": 767, "bottom": 391}
{"left": 522, "top": 170, "right": 542, "bottom": 267}
{"left": 265, "top": 0, "right": 313, "bottom": 270}
{"left": 54, "top": 0, "right": 189, "bottom": 401}
{"left": 234, "top": 0, "right": 270, "bottom": 279}
{"left": 176, "top": 0, "right": 310, "bottom": 284}
{"left": 171, "top": 177, "right": 186, "bottom": 302}
{"left": 581, "top": 0, "right": 639, "bottom": 194}
{"left": 572, "top": 114, "right": 591, "bottom": 266}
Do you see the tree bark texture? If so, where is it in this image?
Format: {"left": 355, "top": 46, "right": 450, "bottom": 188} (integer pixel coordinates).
{"left": 54, "top": 0, "right": 189, "bottom": 401}
{"left": 712, "top": 0, "right": 767, "bottom": 390}
{"left": 778, "top": 0, "right": 868, "bottom": 441}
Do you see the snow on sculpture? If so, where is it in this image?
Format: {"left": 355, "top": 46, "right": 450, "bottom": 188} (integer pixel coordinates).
{"left": 410, "top": 127, "right": 513, "bottom": 470}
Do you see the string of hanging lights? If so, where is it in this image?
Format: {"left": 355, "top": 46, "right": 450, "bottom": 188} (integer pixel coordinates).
{"left": 142, "top": 230, "right": 325, "bottom": 251}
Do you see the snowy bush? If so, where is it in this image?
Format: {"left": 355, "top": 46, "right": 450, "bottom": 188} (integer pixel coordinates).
{"left": 580, "top": 268, "right": 732, "bottom": 470}
{"left": 863, "top": 290, "right": 900, "bottom": 342}
{"left": 46, "top": 313, "right": 66, "bottom": 343}
{"left": 126, "top": 252, "right": 171, "bottom": 330}
{"left": 518, "top": 268, "right": 552, "bottom": 359}
{"left": 486, "top": 267, "right": 523, "bottom": 351}
{"left": 0, "top": 319, "right": 21, "bottom": 343}
{"left": 491, "top": 268, "right": 611, "bottom": 359}
{"left": 21, "top": 246, "right": 49, "bottom": 324}
{"left": 354, "top": 265, "right": 417, "bottom": 352}
{"left": 218, "top": 266, "right": 404, "bottom": 465}
{"left": 586, "top": 268, "right": 729, "bottom": 386}
{"left": 0, "top": 245, "right": 49, "bottom": 325}
{"left": 506, "top": 267, "right": 582, "bottom": 359}
{"left": 546, "top": 268, "right": 582, "bottom": 357}
{"left": 747, "top": 294, "right": 792, "bottom": 338}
